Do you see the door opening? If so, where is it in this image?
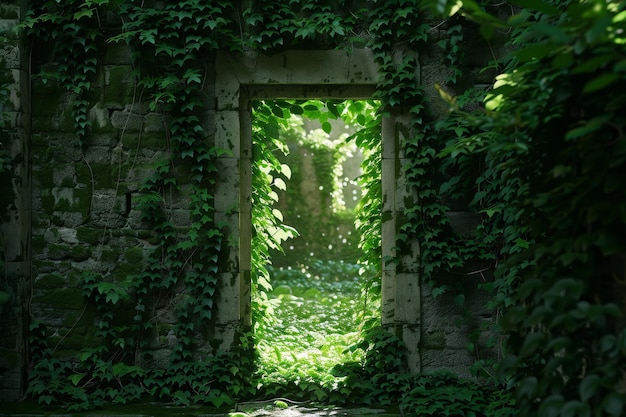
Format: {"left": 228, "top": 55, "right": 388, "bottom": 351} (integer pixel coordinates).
{"left": 249, "top": 98, "right": 382, "bottom": 385}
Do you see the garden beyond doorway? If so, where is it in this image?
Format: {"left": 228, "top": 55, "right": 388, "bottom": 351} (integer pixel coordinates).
{"left": 250, "top": 100, "right": 382, "bottom": 397}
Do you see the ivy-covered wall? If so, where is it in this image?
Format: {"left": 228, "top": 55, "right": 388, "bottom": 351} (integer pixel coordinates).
{"left": 0, "top": 0, "right": 503, "bottom": 405}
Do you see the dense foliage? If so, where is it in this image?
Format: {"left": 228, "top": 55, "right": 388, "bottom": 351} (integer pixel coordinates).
{"left": 432, "top": 0, "right": 626, "bottom": 416}
{"left": 13, "top": 0, "right": 626, "bottom": 416}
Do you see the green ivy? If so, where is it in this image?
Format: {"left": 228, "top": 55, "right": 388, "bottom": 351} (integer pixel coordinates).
{"left": 431, "top": 0, "right": 626, "bottom": 416}
{"left": 18, "top": 0, "right": 576, "bottom": 415}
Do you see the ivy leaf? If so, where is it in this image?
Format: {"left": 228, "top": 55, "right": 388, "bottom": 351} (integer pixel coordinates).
{"left": 561, "top": 400, "right": 590, "bottom": 417}
{"left": 514, "top": 43, "right": 559, "bottom": 61}
{"left": 272, "top": 208, "right": 283, "bottom": 221}
{"left": 290, "top": 105, "right": 304, "bottom": 115}
{"left": 69, "top": 372, "right": 87, "bottom": 386}
{"left": 183, "top": 68, "right": 202, "bottom": 84}
{"left": 273, "top": 177, "right": 286, "bottom": 191}
{"left": 579, "top": 375, "right": 601, "bottom": 402}
{"left": 520, "top": 332, "right": 545, "bottom": 356}
{"left": 281, "top": 163, "right": 292, "bottom": 179}
{"left": 439, "top": 176, "right": 460, "bottom": 194}
{"left": 74, "top": 9, "right": 95, "bottom": 20}
{"left": 538, "top": 395, "right": 564, "bottom": 417}
{"left": 602, "top": 392, "right": 625, "bottom": 417}
{"left": 264, "top": 123, "right": 280, "bottom": 139}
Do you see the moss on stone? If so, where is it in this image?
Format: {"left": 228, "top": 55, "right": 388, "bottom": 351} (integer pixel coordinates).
{"left": 0, "top": 5, "right": 19, "bottom": 19}
{"left": 80, "top": 162, "right": 120, "bottom": 189}
{"left": 47, "top": 243, "right": 70, "bottom": 260}
{"left": 72, "top": 186, "right": 93, "bottom": 219}
{"left": 60, "top": 176, "right": 74, "bottom": 188}
{"left": 59, "top": 107, "right": 78, "bottom": 133}
{"left": 33, "top": 287, "right": 84, "bottom": 310}
{"left": 112, "top": 261, "right": 142, "bottom": 282}
{"left": 70, "top": 245, "right": 91, "bottom": 261}
{"left": 32, "top": 259, "right": 56, "bottom": 270}
{"left": 423, "top": 330, "right": 446, "bottom": 349}
{"left": 66, "top": 270, "right": 84, "bottom": 286}
{"left": 105, "top": 65, "right": 133, "bottom": 103}
{"left": 157, "top": 323, "right": 173, "bottom": 337}
{"left": 138, "top": 132, "right": 168, "bottom": 149}
{"left": 34, "top": 165, "right": 55, "bottom": 189}
{"left": 31, "top": 214, "right": 49, "bottom": 229}
{"left": 36, "top": 273, "right": 65, "bottom": 289}
{"left": 100, "top": 247, "right": 120, "bottom": 263}
{"left": 40, "top": 192, "right": 55, "bottom": 215}
{"left": 124, "top": 246, "right": 143, "bottom": 263}
{"left": 76, "top": 227, "right": 102, "bottom": 245}
{"left": 54, "top": 317, "right": 102, "bottom": 353}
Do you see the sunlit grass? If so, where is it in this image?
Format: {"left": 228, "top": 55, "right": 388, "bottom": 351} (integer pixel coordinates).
{"left": 256, "top": 261, "right": 378, "bottom": 396}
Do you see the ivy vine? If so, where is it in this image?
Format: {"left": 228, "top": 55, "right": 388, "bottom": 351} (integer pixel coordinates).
{"left": 20, "top": 0, "right": 620, "bottom": 415}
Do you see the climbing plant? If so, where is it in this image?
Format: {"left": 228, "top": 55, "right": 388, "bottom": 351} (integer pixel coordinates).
{"left": 429, "top": 1, "right": 626, "bottom": 416}
{"left": 249, "top": 99, "right": 381, "bottom": 327}
{"left": 18, "top": 0, "right": 594, "bottom": 414}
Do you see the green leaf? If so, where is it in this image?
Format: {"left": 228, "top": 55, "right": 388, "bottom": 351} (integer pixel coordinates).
{"left": 322, "top": 121, "right": 332, "bottom": 134}
{"left": 264, "top": 123, "right": 280, "bottom": 139}
{"left": 579, "top": 375, "right": 601, "bottom": 402}
{"left": 520, "top": 332, "right": 545, "bottom": 356}
{"left": 74, "top": 9, "right": 95, "bottom": 20}
{"left": 538, "top": 395, "right": 564, "bottom": 417}
{"left": 518, "top": 376, "right": 537, "bottom": 400}
{"left": 583, "top": 73, "right": 620, "bottom": 93}
{"left": 281, "top": 163, "right": 292, "bottom": 179}
{"left": 514, "top": 43, "right": 559, "bottom": 61}
{"left": 561, "top": 400, "right": 590, "bottom": 417}
{"left": 69, "top": 373, "right": 87, "bottom": 386}
{"left": 273, "top": 177, "right": 286, "bottom": 191}
{"left": 603, "top": 392, "right": 625, "bottom": 417}
{"left": 509, "top": 0, "right": 558, "bottom": 16}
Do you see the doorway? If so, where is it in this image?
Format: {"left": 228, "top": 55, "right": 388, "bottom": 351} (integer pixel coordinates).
{"left": 214, "top": 50, "right": 420, "bottom": 373}
{"left": 248, "top": 99, "right": 381, "bottom": 387}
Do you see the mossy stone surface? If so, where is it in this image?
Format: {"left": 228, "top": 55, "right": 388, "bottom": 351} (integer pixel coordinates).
{"left": 70, "top": 245, "right": 91, "bottom": 261}
{"left": 100, "top": 247, "right": 120, "bottom": 263}
{"left": 33, "top": 287, "right": 84, "bottom": 310}
{"left": 112, "top": 261, "right": 142, "bottom": 282}
{"left": 47, "top": 243, "right": 70, "bottom": 260}
{"left": 33, "top": 165, "right": 54, "bottom": 189}
{"left": 423, "top": 330, "right": 446, "bottom": 349}
{"left": 105, "top": 65, "right": 133, "bottom": 103}
{"left": 0, "top": 5, "right": 19, "bottom": 19}
{"left": 36, "top": 273, "right": 65, "bottom": 289}
{"left": 72, "top": 186, "right": 93, "bottom": 219}
{"left": 76, "top": 226, "right": 102, "bottom": 245}
{"left": 66, "top": 270, "right": 85, "bottom": 286}
{"left": 77, "top": 162, "right": 118, "bottom": 189}
{"left": 124, "top": 246, "right": 144, "bottom": 263}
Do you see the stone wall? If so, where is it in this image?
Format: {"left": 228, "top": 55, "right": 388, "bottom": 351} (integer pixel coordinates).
{"left": 0, "top": 3, "right": 500, "bottom": 401}
{"left": 28, "top": 40, "right": 208, "bottom": 361}
{"left": 0, "top": 0, "right": 29, "bottom": 401}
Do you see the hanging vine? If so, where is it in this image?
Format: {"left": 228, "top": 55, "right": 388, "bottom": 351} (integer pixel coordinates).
{"left": 15, "top": 0, "right": 563, "bottom": 414}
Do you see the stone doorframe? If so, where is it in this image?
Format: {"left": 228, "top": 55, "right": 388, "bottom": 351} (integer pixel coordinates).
{"left": 213, "top": 49, "right": 421, "bottom": 372}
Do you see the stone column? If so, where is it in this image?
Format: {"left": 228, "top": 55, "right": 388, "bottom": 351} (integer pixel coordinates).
{"left": 0, "top": 0, "right": 31, "bottom": 400}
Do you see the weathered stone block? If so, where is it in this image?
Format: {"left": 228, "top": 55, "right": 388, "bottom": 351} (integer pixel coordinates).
{"left": 111, "top": 109, "right": 143, "bottom": 131}
{"left": 35, "top": 273, "right": 65, "bottom": 289}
